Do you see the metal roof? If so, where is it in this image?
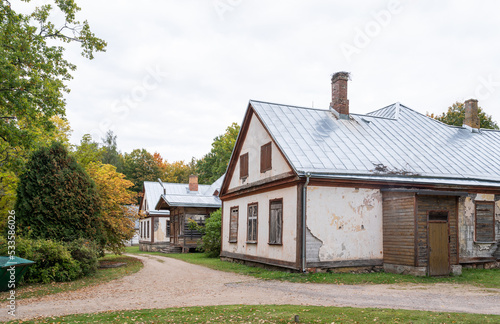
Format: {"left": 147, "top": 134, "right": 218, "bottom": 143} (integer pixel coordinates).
{"left": 145, "top": 179, "right": 223, "bottom": 210}
{"left": 250, "top": 100, "right": 500, "bottom": 188}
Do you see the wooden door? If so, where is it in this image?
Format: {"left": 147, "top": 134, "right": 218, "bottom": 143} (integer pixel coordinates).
{"left": 429, "top": 222, "right": 449, "bottom": 276}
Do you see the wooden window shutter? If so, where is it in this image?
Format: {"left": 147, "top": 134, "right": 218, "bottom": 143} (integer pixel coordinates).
{"left": 240, "top": 153, "right": 249, "bottom": 179}
{"left": 229, "top": 207, "right": 239, "bottom": 243}
{"left": 475, "top": 202, "right": 495, "bottom": 242}
{"left": 260, "top": 142, "right": 272, "bottom": 173}
{"left": 269, "top": 199, "right": 283, "bottom": 244}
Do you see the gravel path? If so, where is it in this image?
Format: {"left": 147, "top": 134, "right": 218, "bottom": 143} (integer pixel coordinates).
{"left": 2, "top": 254, "right": 500, "bottom": 321}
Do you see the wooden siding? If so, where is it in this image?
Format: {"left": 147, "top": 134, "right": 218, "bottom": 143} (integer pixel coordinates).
{"left": 382, "top": 192, "right": 416, "bottom": 266}
{"left": 416, "top": 195, "right": 458, "bottom": 267}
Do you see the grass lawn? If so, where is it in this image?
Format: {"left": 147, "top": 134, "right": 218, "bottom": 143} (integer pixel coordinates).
{"left": 0, "top": 254, "right": 143, "bottom": 300}
{"left": 7, "top": 304, "right": 500, "bottom": 323}
{"left": 125, "top": 246, "right": 500, "bottom": 288}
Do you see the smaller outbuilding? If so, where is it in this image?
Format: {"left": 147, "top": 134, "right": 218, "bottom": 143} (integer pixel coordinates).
{"left": 139, "top": 175, "right": 223, "bottom": 253}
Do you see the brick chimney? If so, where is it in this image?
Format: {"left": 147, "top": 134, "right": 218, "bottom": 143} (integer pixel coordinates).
{"left": 331, "top": 71, "right": 350, "bottom": 119}
{"left": 464, "top": 99, "right": 480, "bottom": 129}
{"left": 189, "top": 175, "right": 198, "bottom": 192}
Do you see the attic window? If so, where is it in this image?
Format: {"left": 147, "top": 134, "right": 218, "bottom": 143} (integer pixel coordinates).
{"left": 475, "top": 201, "right": 495, "bottom": 242}
{"left": 240, "top": 153, "right": 249, "bottom": 179}
{"left": 260, "top": 142, "right": 272, "bottom": 173}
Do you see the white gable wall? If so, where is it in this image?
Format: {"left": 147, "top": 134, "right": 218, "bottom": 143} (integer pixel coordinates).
{"left": 228, "top": 113, "right": 292, "bottom": 191}
{"left": 306, "top": 186, "right": 383, "bottom": 263}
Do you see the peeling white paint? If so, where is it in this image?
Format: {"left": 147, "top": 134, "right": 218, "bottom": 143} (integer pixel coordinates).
{"left": 306, "top": 186, "right": 383, "bottom": 262}
{"left": 476, "top": 194, "right": 495, "bottom": 201}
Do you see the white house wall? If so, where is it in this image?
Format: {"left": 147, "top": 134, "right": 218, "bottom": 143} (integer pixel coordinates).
{"left": 154, "top": 217, "right": 170, "bottom": 242}
{"left": 222, "top": 186, "right": 298, "bottom": 263}
{"left": 228, "top": 113, "right": 292, "bottom": 191}
{"left": 306, "top": 186, "right": 383, "bottom": 263}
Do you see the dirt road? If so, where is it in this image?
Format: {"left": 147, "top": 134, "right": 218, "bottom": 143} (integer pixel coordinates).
{"left": 2, "top": 254, "right": 499, "bottom": 321}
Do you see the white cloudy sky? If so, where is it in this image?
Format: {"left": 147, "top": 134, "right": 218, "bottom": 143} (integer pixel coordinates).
{"left": 38, "top": 0, "right": 500, "bottom": 162}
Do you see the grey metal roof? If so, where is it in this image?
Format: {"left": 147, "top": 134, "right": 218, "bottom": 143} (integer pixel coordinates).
{"left": 202, "top": 174, "right": 225, "bottom": 196}
{"left": 148, "top": 180, "right": 222, "bottom": 210}
{"left": 141, "top": 182, "right": 170, "bottom": 215}
{"left": 250, "top": 100, "right": 500, "bottom": 188}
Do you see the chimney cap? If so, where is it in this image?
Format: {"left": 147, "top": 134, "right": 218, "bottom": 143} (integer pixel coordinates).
{"left": 331, "top": 71, "right": 351, "bottom": 82}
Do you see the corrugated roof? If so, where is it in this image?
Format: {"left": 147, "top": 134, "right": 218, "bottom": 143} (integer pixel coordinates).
{"left": 145, "top": 179, "right": 222, "bottom": 210}
{"left": 142, "top": 182, "right": 170, "bottom": 215}
{"left": 250, "top": 100, "right": 500, "bottom": 188}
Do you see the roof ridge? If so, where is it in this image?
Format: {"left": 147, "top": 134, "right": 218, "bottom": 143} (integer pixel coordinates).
{"left": 250, "top": 99, "right": 328, "bottom": 112}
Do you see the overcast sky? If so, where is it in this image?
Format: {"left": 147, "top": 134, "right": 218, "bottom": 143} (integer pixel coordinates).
{"left": 51, "top": 0, "right": 500, "bottom": 162}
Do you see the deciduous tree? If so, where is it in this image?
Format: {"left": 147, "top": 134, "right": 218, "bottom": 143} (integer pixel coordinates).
{"left": 0, "top": 0, "right": 105, "bottom": 166}
{"left": 73, "top": 134, "right": 103, "bottom": 167}
{"left": 429, "top": 102, "right": 499, "bottom": 129}
{"left": 122, "top": 149, "right": 163, "bottom": 193}
{"left": 197, "top": 123, "right": 240, "bottom": 184}
{"left": 86, "top": 162, "right": 137, "bottom": 254}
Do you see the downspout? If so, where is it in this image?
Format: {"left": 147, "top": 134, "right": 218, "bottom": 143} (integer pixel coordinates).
{"left": 301, "top": 172, "right": 311, "bottom": 272}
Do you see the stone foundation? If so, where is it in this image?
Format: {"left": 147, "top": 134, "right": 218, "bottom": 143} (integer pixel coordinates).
{"left": 383, "top": 263, "right": 427, "bottom": 276}
{"left": 139, "top": 242, "right": 182, "bottom": 253}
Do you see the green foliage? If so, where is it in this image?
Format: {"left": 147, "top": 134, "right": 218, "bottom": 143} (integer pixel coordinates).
{"left": 73, "top": 134, "right": 103, "bottom": 167}
{"left": 85, "top": 162, "right": 137, "bottom": 254}
{"left": 122, "top": 148, "right": 163, "bottom": 193}
{"left": 430, "top": 102, "right": 499, "bottom": 129}
{"left": 65, "top": 238, "right": 99, "bottom": 276}
{"left": 0, "top": 237, "right": 82, "bottom": 284}
{"left": 0, "top": 0, "right": 106, "bottom": 167}
{"left": 14, "top": 142, "right": 104, "bottom": 248}
{"left": 191, "top": 209, "right": 221, "bottom": 257}
{"left": 101, "top": 130, "right": 124, "bottom": 172}
{"left": 197, "top": 123, "right": 240, "bottom": 184}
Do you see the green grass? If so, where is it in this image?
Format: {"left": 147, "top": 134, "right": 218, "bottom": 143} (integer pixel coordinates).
{"left": 125, "top": 246, "right": 500, "bottom": 288}
{"left": 7, "top": 305, "right": 500, "bottom": 323}
{"left": 0, "top": 254, "right": 143, "bottom": 300}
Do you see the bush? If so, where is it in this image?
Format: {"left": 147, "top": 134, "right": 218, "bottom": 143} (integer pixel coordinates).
{"left": 198, "top": 209, "right": 221, "bottom": 257}
{"left": 0, "top": 237, "right": 83, "bottom": 284}
{"left": 65, "top": 238, "right": 99, "bottom": 276}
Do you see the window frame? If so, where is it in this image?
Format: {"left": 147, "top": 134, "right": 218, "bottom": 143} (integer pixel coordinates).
{"left": 268, "top": 198, "right": 283, "bottom": 245}
{"left": 247, "top": 203, "right": 258, "bottom": 243}
{"left": 240, "top": 153, "right": 249, "bottom": 179}
{"left": 475, "top": 201, "right": 495, "bottom": 242}
{"left": 229, "top": 206, "right": 239, "bottom": 243}
{"left": 260, "top": 142, "right": 272, "bottom": 173}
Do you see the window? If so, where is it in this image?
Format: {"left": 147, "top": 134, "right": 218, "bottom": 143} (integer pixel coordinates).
{"left": 240, "top": 153, "right": 249, "bottom": 179}
{"left": 247, "top": 203, "right": 258, "bottom": 242}
{"left": 429, "top": 211, "right": 448, "bottom": 222}
{"left": 147, "top": 220, "right": 150, "bottom": 239}
{"left": 260, "top": 142, "right": 272, "bottom": 173}
{"left": 229, "top": 207, "right": 239, "bottom": 243}
{"left": 475, "top": 202, "right": 495, "bottom": 242}
{"left": 166, "top": 220, "right": 170, "bottom": 237}
{"left": 140, "top": 221, "right": 143, "bottom": 239}
{"left": 269, "top": 199, "right": 283, "bottom": 245}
